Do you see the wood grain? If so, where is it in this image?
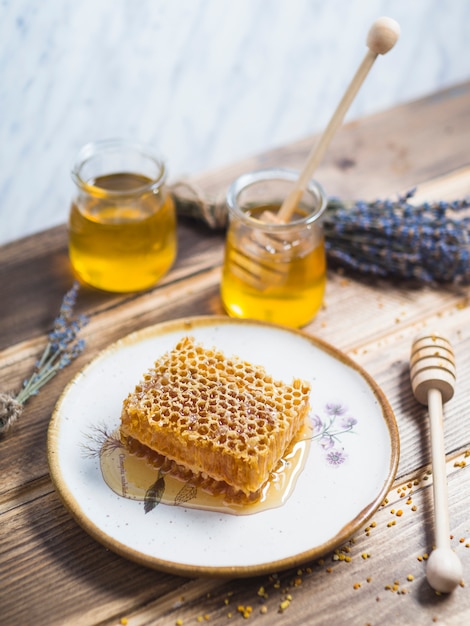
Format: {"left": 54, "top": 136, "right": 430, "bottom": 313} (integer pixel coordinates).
{"left": 1, "top": 82, "right": 470, "bottom": 626}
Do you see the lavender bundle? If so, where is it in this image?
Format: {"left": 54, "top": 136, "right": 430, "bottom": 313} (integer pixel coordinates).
{"left": 0, "top": 282, "right": 88, "bottom": 435}
{"left": 324, "top": 190, "right": 470, "bottom": 284}
{"left": 172, "top": 185, "right": 470, "bottom": 285}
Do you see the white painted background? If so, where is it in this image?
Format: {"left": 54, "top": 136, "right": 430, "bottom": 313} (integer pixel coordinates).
{"left": 1, "top": 0, "right": 469, "bottom": 245}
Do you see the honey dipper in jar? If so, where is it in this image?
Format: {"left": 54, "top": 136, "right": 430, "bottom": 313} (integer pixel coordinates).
{"left": 221, "top": 17, "right": 400, "bottom": 328}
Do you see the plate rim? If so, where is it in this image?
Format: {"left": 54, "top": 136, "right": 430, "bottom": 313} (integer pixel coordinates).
{"left": 47, "top": 315, "right": 400, "bottom": 578}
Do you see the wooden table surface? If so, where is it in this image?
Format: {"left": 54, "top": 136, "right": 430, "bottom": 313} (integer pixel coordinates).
{"left": 1, "top": 82, "right": 470, "bottom": 626}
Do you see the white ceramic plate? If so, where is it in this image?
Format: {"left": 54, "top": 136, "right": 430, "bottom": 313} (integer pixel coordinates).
{"left": 48, "top": 316, "right": 399, "bottom": 577}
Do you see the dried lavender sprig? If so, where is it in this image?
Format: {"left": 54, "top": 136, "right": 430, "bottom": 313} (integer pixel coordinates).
{"left": 15, "top": 339, "right": 86, "bottom": 405}
{"left": 15, "top": 282, "right": 88, "bottom": 405}
{"left": 324, "top": 192, "right": 470, "bottom": 284}
{"left": 171, "top": 184, "right": 470, "bottom": 283}
{"left": 1, "top": 282, "right": 88, "bottom": 435}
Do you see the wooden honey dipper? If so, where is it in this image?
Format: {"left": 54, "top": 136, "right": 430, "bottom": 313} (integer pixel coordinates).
{"left": 410, "top": 333, "right": 463, "bottom": 593}
{"left": 229, "top": 17, "right": 400, "bottom": 289}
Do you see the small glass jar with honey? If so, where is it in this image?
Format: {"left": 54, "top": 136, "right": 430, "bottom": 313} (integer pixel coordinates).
{"left": 221, "top": 168, "right": 327, "bottom": 328}
{"left": 68, "top": 139, "right": 176, "bottom": 292}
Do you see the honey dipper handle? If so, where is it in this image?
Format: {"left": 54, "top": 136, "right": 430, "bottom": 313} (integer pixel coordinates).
{"left": 428, "top": 387, "right": 451, "bottom": 549}
{"left": 277, "top": 17, "right": 400, "bottom": 222}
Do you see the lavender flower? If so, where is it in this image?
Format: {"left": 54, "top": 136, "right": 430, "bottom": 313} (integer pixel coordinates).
{"left": 323, "top": 191, "right": 470, "bottom": 284}
{"left": 340, "top": 416, "right": 358, "bottom": 430}
{"left": 325, "top": 403, "right": 347, "bottom": 417}
{"left": 311, "top": 414, "right": 323, "bottom": 433}
{"left": 0, "top": 282, "right": 88, "bottom": 435}
{"left": 319, "top": 435, "right": 335, "bottom": 450}
{"left": 326, "top": 448, "right": 347, "bottom": 466}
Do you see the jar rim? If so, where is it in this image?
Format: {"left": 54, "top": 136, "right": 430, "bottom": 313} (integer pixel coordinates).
{"left": 226, "top": 168, "right": 327, "bottom": 229}
{"left": 71, "top": 138, "right": 167, "bottom": 196}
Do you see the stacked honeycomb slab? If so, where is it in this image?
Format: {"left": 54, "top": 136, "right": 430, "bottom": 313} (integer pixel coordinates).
{"left": 120, "top": 336, "right": 311, "bottom": 497}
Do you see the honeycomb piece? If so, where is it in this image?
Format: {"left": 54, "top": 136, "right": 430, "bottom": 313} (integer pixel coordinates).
{"left": 120, "top": 336, "right": 310, "bottom": 496}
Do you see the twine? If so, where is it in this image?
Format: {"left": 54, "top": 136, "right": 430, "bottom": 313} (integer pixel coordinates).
{"left": 0, "top": 392, "right": 23, "bottom": 436}
{"left": 169, "top": 180, "right": 228, "bottom": 229}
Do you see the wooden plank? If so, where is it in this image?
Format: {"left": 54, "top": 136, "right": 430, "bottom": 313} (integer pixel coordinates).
{"left": 410, "top": 164, "right": 470, "bottom": 202}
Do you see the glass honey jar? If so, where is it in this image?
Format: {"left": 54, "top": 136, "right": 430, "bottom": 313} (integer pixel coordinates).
{"left": 221, "top": 168, "right": 327, "bottom": 328}
{"left": 68, "top": 139, "right": 177, "bottom": 293}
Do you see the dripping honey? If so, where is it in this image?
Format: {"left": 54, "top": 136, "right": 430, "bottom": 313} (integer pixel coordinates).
{"left": 100, "top": 421, "right": 312, "bottom": 516}
{"left": 69, "top": 172, "right": 176, "bottom": 293}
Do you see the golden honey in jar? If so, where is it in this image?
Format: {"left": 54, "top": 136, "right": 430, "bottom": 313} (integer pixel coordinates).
{"left": 221, "top": 168, "right": 327, "bottom": 328}
{"left": 68, "top": 139, "right": 176, "bottom": 292}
